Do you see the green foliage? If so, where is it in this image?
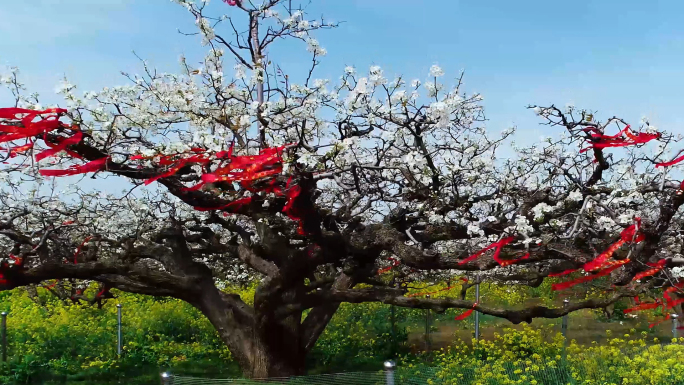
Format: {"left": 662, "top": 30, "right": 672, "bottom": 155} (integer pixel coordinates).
{"left": 307, "top": 302, "right": 410, "bottom": 373}
{"left": 0, "top": 288, "right": 240, "bottom": 384}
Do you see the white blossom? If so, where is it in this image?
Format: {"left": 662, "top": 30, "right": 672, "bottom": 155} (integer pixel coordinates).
{"left": 429, "top": 64, "right": 444, "bottom": 77}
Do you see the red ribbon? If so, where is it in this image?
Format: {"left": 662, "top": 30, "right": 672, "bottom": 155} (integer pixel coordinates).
{"left": 632, "top": 259, "right": 667, "bottom": 281}
{"left": 144, "top": 154, "right": 211, "bottom": 185}
{"left": 579, "top": 219, "right": 644, "bottom": 273}
{"left": 656, "top": 154, "right": 684, "bottom": 168}
{"left": 552, "top": 259, "right": 630, "bottom": 291}
{"left": 580, "top": 125, "right": 659, "bottom": 153}
{"left": 2, "top": 141, "right": 34, "bottom": 157}
{"left": 73, "top": 236, "right": 93, "bottom": 264}
{"left": 0, "top": 108, "right": 68, "bottom": 143}
{"left": 95, "top": 286, "right": 110, "bottom": 299}
{"left": 624, "top": 301, "right": 661, "bottom": 314}
{"left": 0, "top": 107, "right": 67, "bottom": 119}
{"left": 39, "top": 157, "right": 109, "bottom": 177}
{"left": 8, "top": 254, "right": 23, "bottom": 267}
{"left": 548, "top": 268, "right": 578, "bottom": 277}
{"left": 36, "top": 131, "right": 83, "bottom": 161}
{"left": 377, "top": 257, "right": 400, "bottom": 275}
{"left": 458, "top": 237, "right": 516, "bottom": 266}
{"left": 455, "top": 303, "right": 478, "bottom": 321}
{"left": 664, "top": 283, "right": 684, "bottom": 306}
{"left": 649, "top": 314, "right": 671, "bottom": 329}
{"left": 583, "top": 240, "right": 625, "bottom": 272}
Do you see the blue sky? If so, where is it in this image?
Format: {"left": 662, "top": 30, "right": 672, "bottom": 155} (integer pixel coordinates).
{"left": 3, "top": 0, "right": 684, "bottom": 143}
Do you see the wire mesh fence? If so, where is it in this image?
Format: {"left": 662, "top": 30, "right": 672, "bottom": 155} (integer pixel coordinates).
{"left": 163, "top": 343, "right": 684, "bottom": 385}
{"left": 166, "top": 371, "right": 387, "bottom": 385}
{"left": 164, "top": 367, "right": 439, "bottom": 385}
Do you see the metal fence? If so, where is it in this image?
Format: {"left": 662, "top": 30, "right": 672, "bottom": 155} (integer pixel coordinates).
{"left": 161, "top": 350, "right": 684, "bottom": 385}
{"left": 161, "top": 362, "right": 433, "bottom": 385}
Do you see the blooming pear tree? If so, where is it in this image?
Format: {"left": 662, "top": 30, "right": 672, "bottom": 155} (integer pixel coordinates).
{"left": 2, "top": 0, "right": 684, "bottom": 377}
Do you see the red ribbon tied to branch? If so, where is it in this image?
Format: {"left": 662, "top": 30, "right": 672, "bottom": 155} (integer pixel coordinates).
{"left": 455, "top": 302, "right": 478, "bottom": 321}
{"left": 458, "top": 237, "right": 529, "bottom": 267}
{"left": 39, "top": 157, "right": 109, "bottom": 177}
{"left": 551, "top": 259, "right": 631, "bottom": 291}
{"left": 632, "top": 259, "right": 667, "bottom": 281}
{"left": 2, "top": 141, "right": 34, "bottom": 158}
{"left": 0, "top": 107, "right": 69, "bottom": 143}
{"left": 580, "top": 125, "right": 659, "bottom": 153}
{"left": 623, "top": 282, "right": 684, "bottom": 316}
{"left": 377, "top": 257, "right": 400, "bottom": 275}
{"left": 552, "top": 219, "right": 644, "bottom": 291}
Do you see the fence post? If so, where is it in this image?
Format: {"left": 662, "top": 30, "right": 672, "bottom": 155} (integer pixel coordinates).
{"left": 562, "top": 299, "right": 569, "bottom": 339}
{"left": 116, "top": 304, "right": 122, "bottom": 357}
{"left": 425, "top": 295, "right": 431, "bottom": 353}
{"left": 562, "top": 299, "right": 569, "bottom": 359}
{"left": 160, "top": 371, "right": 171, "bottom": 385}
{"left": 672, "top": 314, "right": 679, "bottom": 339}
{"left": 1, "top": 312, "right": 6, "bottom": 362}
{"left": 474, "top": 278, "right": 480, "bottom": 340}
{"left": 384, "top": 360, "right": 396, "bottom": 385}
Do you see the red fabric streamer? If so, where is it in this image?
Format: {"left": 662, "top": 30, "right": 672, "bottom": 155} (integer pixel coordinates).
{"left": 580, "top": 125, "right": 659, "bottom": 154}
{"left": 647, "top": 259, "right": 668, "bottom": 268}
{"left": 181, "top": 182, "right": 206, "bottom": 192}
{"left": 2, "top": 141, "right": 34, "bottom": 157}
{"left": 581, "top": 220, "right": 643, "bottom": 273}
{"left": 583, "top": 240, "right": 625, "bottom": 272}
{"left": 656, "top": 154, "right": 684, "bottom": 168}
{"left": 624, "top": 302, "right": 661, "bottom": 314}
{"left": 73, "top": 236, "right": 93, "bottom": 264}
{"left": 144, "top": 154, "right": 211, "bottom": 185}
{"left": 458, "top": 237, "right": 516, "bottom": 266}
{"left": 43, "top": 280, "right": 60, "bottom": 290}
{"left": 455, "top": 303, "right": 478, "bottom": 321}
{"left": 0, "top": 108, "right": 68, "bottom": 144}
{"left": 552, "top": 259, "right": 630, "bottom": 291}
{"left": 666, "top": 298, "right": 684, "bottom": 309}
{"left": 377, "top": 257, "right": 400, "bottom": 275}
{"left": 95, "top": 286, "right": 110, "bottom": 299}
{"left": 649, "top": 314, "right": 671, "bottom": 329}
{"left": 173, "top": 143, "right": 312, "bottom": 234}
{"left": 8, "top": 254, "right": 23, "bottom": 267}
{"left": 498, "top": 252, "right": 530, "bottom": 267}
{"left": 633, "top": 259, "right": 667, "bottom": 281}
{"left": 0, "top": 107, "right": 67, "bottom": 119}
{"left": 620, "top": 218, "right": 644, "bottom": 242}
{"left": 664, "top": 283, "right": 684, "bottom": 306}
{"left": 548, "top": 268, "right": 579, "bottom": 277}
{"left": 35, "top": 131, "right": 83, "bottom": 161}
{"left": 201, "top": 144, "right": 288, "bottom": 185}
{"left": 39, "top": 157, "right": 109, "bottom": 177}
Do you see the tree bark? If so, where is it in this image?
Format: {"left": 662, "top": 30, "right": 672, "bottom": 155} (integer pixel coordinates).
{"left": 194, "top": 282, "right": 306, "bottom": 378}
